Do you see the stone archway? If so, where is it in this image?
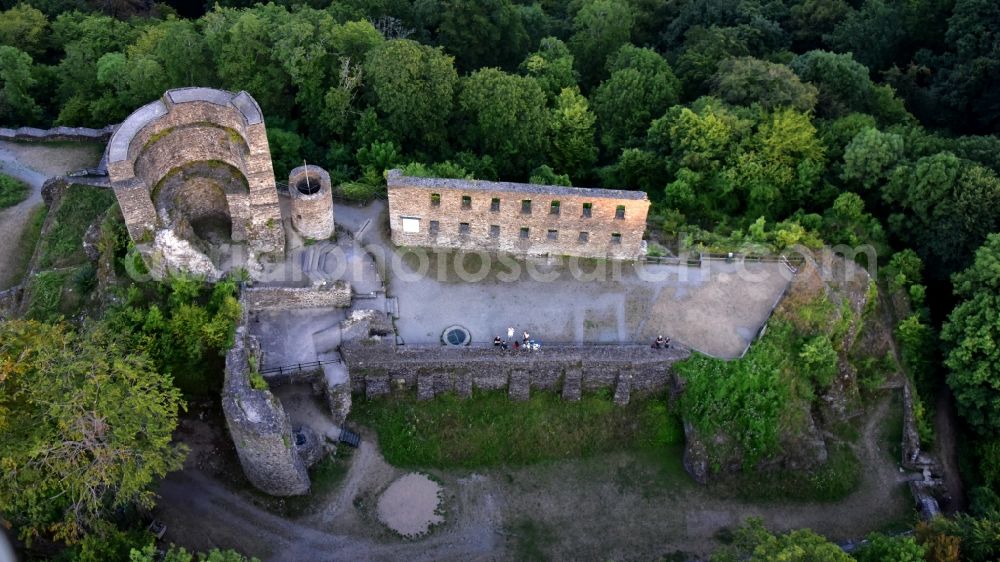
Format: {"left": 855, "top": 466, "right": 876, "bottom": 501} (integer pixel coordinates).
{"left": 106, "top": 87, "right": 285, "bottom": 279}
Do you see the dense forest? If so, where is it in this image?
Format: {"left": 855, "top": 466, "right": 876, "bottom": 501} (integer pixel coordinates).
{"left": 2, "top": 0, "right": 1000, "bottom": 559}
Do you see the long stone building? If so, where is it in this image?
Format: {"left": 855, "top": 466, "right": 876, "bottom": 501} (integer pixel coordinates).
{"left": 386, "top": 170, "right": 650, "bottom": 260}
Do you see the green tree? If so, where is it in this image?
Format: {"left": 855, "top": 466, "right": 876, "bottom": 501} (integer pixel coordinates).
{"left": 855, "top": 533, "right": 925, "bottom": 562}
{"left": 791, "top": 50, "right": 907, "bottom": 123}
{"left": 129, "top": 18, "right": 215, "bottom": 89}
{"left": 0, "top": 46, "right": 41, "bottom": 125}
{"left": 363, "top": 39, "right": 458, "bottom": 152}
{"left": 436, "top": 0, "right": 529, "bottom": 72}
{"left": 726, "top": 107, "right": 826, "bottom": 218}
{"left": 590, "top": 45, "right": 680, "bottom": 154}
{"left": 787, "top": 0, "right": 850, "bottom": 51}
{"left": 546, "top": 86, "right": 597, "bottom": 175}
{"left": 0, "top": 3, "right": 49, "bottom": 59}
{"left": 943, "top": 234, "right": 1000, "bottom": 434}
{"left": 672, "top": 25, "right": 751, "bottom": 99}
{"left": 712, "top": 518, "right": 853, "bottom": 562}
{"left": 458, "top": 68, "right": 548, "bottom": 178}
{"left": 826, "top": 0, "right": 907, "bottom": 71}
{"left": 710, "top": 57, "right": 818, "bottom": 112}
{"left": 130, "top": 543, "right": 260, "bottom": 562}
{"left": 0, "top": 320, "right": 186, "bottom": 544}
{"left": 519, "top": 37, "right": 577, "bottom": 99}
{"left": 567, "top": 0, "right": 634, "bottom": 88}
{"left": 841, "top": 127, "right": 904, "bottom": 190}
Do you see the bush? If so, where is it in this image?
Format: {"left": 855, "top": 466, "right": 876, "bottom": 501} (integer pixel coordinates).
{"left": 337, "top": 181, "right": 383, "bottom": 202}
{"left": 0, "top": 173, "right": 28, "bottom": 208}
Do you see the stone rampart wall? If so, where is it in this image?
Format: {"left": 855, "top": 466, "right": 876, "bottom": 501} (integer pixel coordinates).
{"left": 386, "top": 170, "right": 650, "bottom": 260}
{"left": 0, "top": 125, "right": 115, "bottom": 142}
{"left": 243, "top": 281, "right": 352, "bottom": 310}
{"left": 221, "top": 320, "right": 310, "bottom": 496}
{"left": 341, "top": 341, "right": 687, "bottom": 404}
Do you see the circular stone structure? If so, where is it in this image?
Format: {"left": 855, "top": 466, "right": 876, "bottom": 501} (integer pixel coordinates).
{"left": 376, "top": 473, "right": 444, "bottom": 538}
{"left": 106, "top": 87, "right": 286, "bottom": 279}
{"left": 289, "top": 164, "right": 334, "bottom": 240}
{"left": 442, "top": 325, "right": 471, "bottom": 346}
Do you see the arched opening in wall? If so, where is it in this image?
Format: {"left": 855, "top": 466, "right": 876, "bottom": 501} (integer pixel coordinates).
{"left": 152, "top": 161, "right": 250, "bottom": 256}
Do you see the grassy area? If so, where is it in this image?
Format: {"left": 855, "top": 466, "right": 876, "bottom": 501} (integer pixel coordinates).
{"left": 24, "top": 269, "right": 73, "bottom": 322}
{"left": 0, "top": 173, "right": 28, "bottom": 208}
{"left": 709, "top": 442, "right": 862, "bottom": 503}
{"left": 1, "top": 204, "right": 46, "bottom": 290}
{"left": 351, "top": 390, "right": 684, "bottom": 469}
{"left": 37, "top": 185, "right": 116, "bottom": 268}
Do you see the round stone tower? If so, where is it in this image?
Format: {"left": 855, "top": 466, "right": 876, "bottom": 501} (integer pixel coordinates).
{"left": 289, "top": 164, "right": 334, "bottom": 240}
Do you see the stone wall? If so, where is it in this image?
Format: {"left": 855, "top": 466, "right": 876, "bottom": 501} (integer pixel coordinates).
{"left": 340, "top": 341, "right": 688, "bottom": 404}
{"left": 289, "top": 165, "right": 334, "bottom": 240}
{"left": 222, "top": 319, "right": 310, "bottom": 496}
{"left": 106, "top": 88, "right": 285, "bottom": 278}
{"left": 0, "top": 125, "right": 115, "bottom": 142}
{"left": 386, "top": 170, "right": 650, "bottom": 260}
{"left": 243, "top": 281, "right": 352, "bottom": 310}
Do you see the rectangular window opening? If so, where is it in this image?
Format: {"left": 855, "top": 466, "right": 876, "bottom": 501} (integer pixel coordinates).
{"left": 521, "top": 199, "right": 532, "bottom": 214}
{"left": 489, "top": 225, "right": 500, "bottom": 238}
{"left": 615, "top": 205, "right": 626, "bottom": 219}
{"left": 462, "top": 195, "right": 472, "bottom": 209}
{"left": 582, "top": 202, "right": 592, "bottom": 218}
{"left": 429, "top": 220, "right": 439, "bottom": 235}
{"left": 401, "top": 216, "right": 420, "bottom": 233}
{"left": 430, "top": 193, "right": 440, "bottom": 206}
{"left": 550, "top": 200, "right": 560, "bottom": 215}
{"left": 611, "top": 232, "right": 622, "bottom": 244}
{"left": 547, "top": 229, "right": 558, "bottom": 240}
{"left": 519, "top": 227, "right": 530, "bottom": 239}
{"left": 490, "top": 197, "right": 500, "bottom": 212}
{"left": 578, "top": 231, "right": 589, "bottom": 243}
{"left": 459, "top": 222, "right": 471, "bottom": 235}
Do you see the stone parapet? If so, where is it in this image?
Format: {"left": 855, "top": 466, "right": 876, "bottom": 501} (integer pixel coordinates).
{"left": 341, "top": 341, "right": 688, "bottom": 404}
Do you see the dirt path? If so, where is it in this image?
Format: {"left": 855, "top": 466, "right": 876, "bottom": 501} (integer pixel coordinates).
{"left": 155, "top": 393, "right": 911, "bottom": 561}
{"left": 934, "top": 386, "right": 967, "bottom": 513}
{"left": 0, "top": 141, "right": 102, "bottom": 289}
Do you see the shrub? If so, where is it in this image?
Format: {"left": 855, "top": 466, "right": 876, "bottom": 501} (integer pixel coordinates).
{"left": 0, "top": 173, "right": 28, "bottom": 208}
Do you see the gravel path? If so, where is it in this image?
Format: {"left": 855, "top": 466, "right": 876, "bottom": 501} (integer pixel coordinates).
{"left": 0, "top": 141, "right": 102, "bottom": 289}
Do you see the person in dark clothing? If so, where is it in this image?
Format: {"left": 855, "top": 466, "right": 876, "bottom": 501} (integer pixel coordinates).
{"left": 494, "top": 336, "right": 502, "bottom": 347}
{"left": 500, "top": 340, "right": 508, "bottom": 350}
{"left": 654, "top": 335, "right": 665, "bottom": 349}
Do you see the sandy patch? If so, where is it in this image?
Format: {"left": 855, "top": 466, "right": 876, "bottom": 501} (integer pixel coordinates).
{"left": 376, "top": 472, "right": 444, "bottom": 538}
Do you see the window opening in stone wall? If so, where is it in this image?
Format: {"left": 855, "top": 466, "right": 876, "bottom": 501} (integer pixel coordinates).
{"left": 547, "top": 229, "right": 558, "bottom": 240}
{"left": 491, "top": 197, "right": 500, "bottom": 212}
{"left": 611, "top": 232, "right": 622, "bottom": 244}
{"left": 429, "top": 220, "right": 439, "bottom": 234}
{"left": 615, "top": 205, "right": 625, "bottom": 219}
{"left": 490, "top": 224, "right": 500, "bottom": 237}
{"left": 550, "top": 200, "right": 560, "bottom": 215}
{"left": 462, "top": 195, "right": 472, "bottom": 209}
{"left": 459, "top": 222, "right": 471, "bottom": 234}
{"left": 579, "top": 231, "right": 589, "bottom": 242}
{"left": 431, "top": 193, "right": 440, "bottom": 206}
{"left": 582, "top": 202, "right": 592, "bottom": 217}
{"left": 522, "top": 199, "right": 532, "bottom": 214}
{"left": 520, "top": 227, "right": 530, "bottom": 239}
{"left": 401, "top": 216, "right": 420, "bottom": 233}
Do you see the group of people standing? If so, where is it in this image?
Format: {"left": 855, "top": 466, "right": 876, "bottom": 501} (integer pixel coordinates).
{"left": 494, "top": 326, "right": 540, "bottom": 351}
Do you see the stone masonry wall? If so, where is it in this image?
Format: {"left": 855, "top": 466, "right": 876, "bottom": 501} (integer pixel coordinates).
{"left": 386, "top": 170, "right": 650, "bottom": 260}
{"left": 222, "top": 320, "right": 310, "bottom": 496}
{"left": 341, "top": 341, "right": 688, "bottom": 404}
{"left": 243, "top": 281, "right": 351, "bottom": 310}
{"left": 289, "top": 165, "right": 334, "bottom": 240}
{"left": 106, "top": 88, "right": 285, "bottom": 277}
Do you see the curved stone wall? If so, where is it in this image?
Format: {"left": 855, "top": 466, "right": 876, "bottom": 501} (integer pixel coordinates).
{"left": 106, "top": 88, "right": 285, "bottom": 278}
{"left": 289, "top": 164, "right": 334, "bottom": 240}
